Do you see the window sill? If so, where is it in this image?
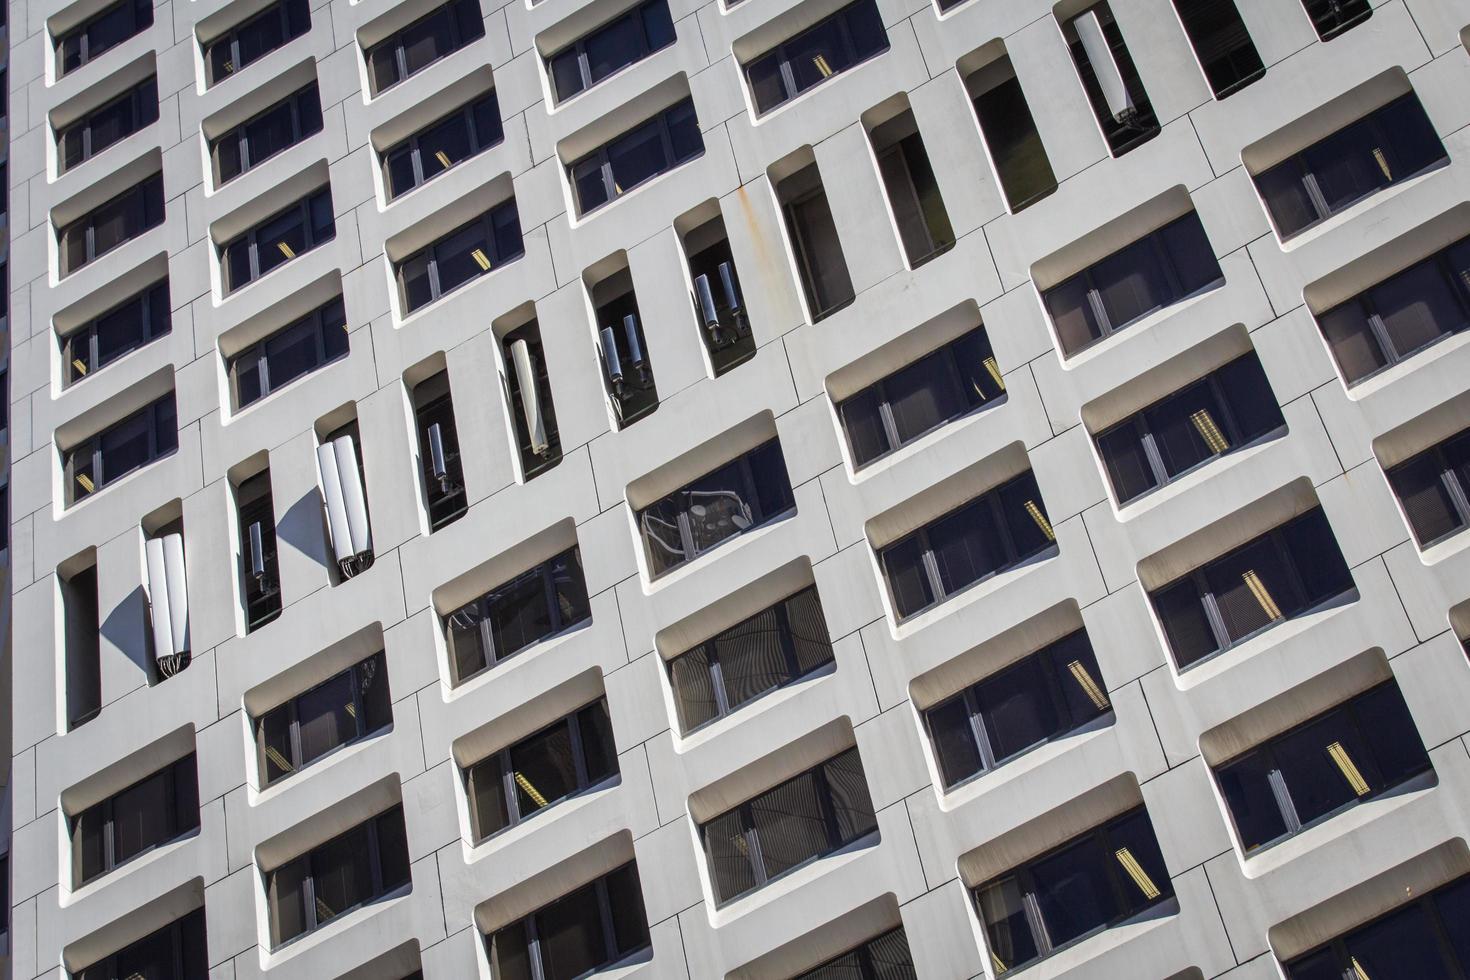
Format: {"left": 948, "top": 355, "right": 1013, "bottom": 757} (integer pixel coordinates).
{"left": 61, "top": 828, "right": 199, "bottom": 907}
{"left": 938, "top": 713, "right": 1115, "bottom": 813}
{"left": 249, "top": 725, "right": 392, "bottom": 805}
{"left": 1273, "top": 159, "right": 1448, "bottom": 254}
{"left": 1172, "top": 588, "right": 1360, "bottom": 687}
{"left": 890, "top": 543, "right": 1059, "bottom": 639}
{"left": 707, "top": 829, "right": 880, "bottom": 927}
{"left": 1110, "top": 427, "right": 1286, "bottom": 520}
{"left": 1057, "top": 279, "right": 1225, "bottom": 370}
{"left": 996, "top": 897, "right": 1180, "bottom": 979}
{"left": 1341, "top": 328, "right": 1470, "bottom": 402}
{"left": 675, "top": 660, "right": 836, "bottom": 749}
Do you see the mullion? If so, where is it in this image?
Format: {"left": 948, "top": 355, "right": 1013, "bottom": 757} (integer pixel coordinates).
{"left": 965, "top": 688, "right": 997, "bottom": 770}
{"left": 1196, "top": 571, "right": 1233, "bottom": 653}
{"left": 1440, "top": 463, "right": 1470, "bottom": 530}
{"left": 874, "top": 380, "right": 904, "bottom": 452}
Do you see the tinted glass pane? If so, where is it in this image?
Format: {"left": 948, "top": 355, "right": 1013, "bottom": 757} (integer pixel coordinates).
{"left": 977, "top": 878, "right": 1039, "bottom": 975}
{"left": 1217, "top": 749, "right": 1289, "bottom": 850}
{"left": 642, "top": 1, "right": 675, "bottom": 51}
{"left": 975, "top": 73, "right": 1057, "bottom": 211}
{"left": 713, "top": 605, "right": 789, "bottom": 709}
{"left": 928, "top": 695, "right": 983, "bottom": 786}
{"left": 400, "top": 7, "right": 453, "bottom": 77}
{"left": 446, "top": 602, "right": 487, "bottom": 680}
{"left": 1107, "top": 810, "right": 1172, "bottom": 912}
{"left": 824, "top": 749, "right": 878, "bottom": 842}
{"left": 535, "top": 883, "right": 606, "bottom": 980}
{"left": 1273, "top": 710, "right": 1367, "bottom": 826}
{"left": 1154, "top": 577, "right": 1217, "bottom": 667}
{"left": 786, "top": 18, "right": 848, "bottom": 95}
{"left": 470, "top": 755, "right": 508, "bottom": 838}
{"left": 885, "top": 348, "right": 963, "bottom": 445}
{"left": 237, "top": 7, "right": 286, "bottom": 67}
{"left": 359, "top": 654, "right": 392, "bottom": 733}
{"left": 671, "top": 646, "right": 719, "bottom": 730}
{"left": 419, "top": 112, "right": 472, "bottom": 182}
{"left": 491, "top": 922, "right": 533, "bottom": 980}
{"left": 1343, "top": 902, "right": 1450, "bottom": 980}
{"left": 1174, "top": 0, "right": 1263, "bottom": 96}
{"left": 998, "top": 474, "right": 1054, "bottom": 561}
{"left": 785, "top": 588, "right": 833, "bottom": 675}
{"left": 1205, "top": 536, "right": 1294, "bottom": 642}
{"left": 1278, "top": 509, "right": 1352, "bottom": 606}
{"left": 929, "top": 500, "right": 1004, "bottom": 596}
{"left": 433, "top": 221, "right": 489, "bottom": 295}
{"left": 1301, "top": 119, "right": 1388, "bottom": 216}
{"left": 1434, "top": 878, "right": 1470, "bottom": 975}
{"left": 270, "top": 859, "right": 308, "bottom": 944}
{"left": 1353, "top": 683, "right": 1429, "bottom": 788}
{"left": 296, "top": 671, "right": 355, "bottom": 766}
{"left": 310, "top": 825, "right": 373, "bottom": 924}
{"left": 260, "top": 707, "right": 294, "bottom": 782}
{"left": 950, "top": 327, "right": 1006, "bottom": 408}
{"left": 605, "top": 863, "right": 651, "bottom": 956}
{"left": 1147, "top": 381, "right": 1224, "bottom": 478}
{"left": 606, "top": 118, "right": 669, "bottom": 197}
{"left": 1373, "top": 258, "right": 1465, "bottom": 359}
{"left": 510, "top": 719, "right": 577, "bottom": 816}
{"left": 750, "top": 769, "right": 830, "bottom": 879}
{"left": 110, "top": 770, "right": 172, "bottom": 863}
{"left": 1216, "top": 354, "right": 1284, "bottom": 442}
{"left": 1051, "top": 632, "right": 1111, "bottom": 728}
{"left": 978, "top": 655, "right": 1059, "bottom": 763}
{"left": 1093, "top": 237, "right": 1169, "bottom": 329}
{"left": 244, "top": 101, "right": 295, "bottom": 170}
{"left": 1376, "top": 95, "right": 1446, "bottom": 178}
{"left": 882, "top": 535, "right": 934, "bottom": 618}
{"left": 400, "top": 254, "right": 433, "bottom": 311}
{"left": 376, "top": 809, "right": 411, "bottom": 891}
{"left": 1256, "top": 160, "right": 1317, "bottom": 238}
{"left": 1390, "top": 454, "right": 1462, "bottom": 545}
{"left": 1098, "top": 422, "right": 1157, "bottom": 503}
{"left": 550, "top": 49, "right": 583, "bottom": 100}
{"left": 1030, "top": 835, "right": 1116, "bottom": 947}
{"left": 705, "top": 808, "right": 758, "bottom": 901}
{"left": 1318, "top": 301, "right": 1387, "bottom": 383}
{"left": 111, "top": 925, "right": 173, "bottom": 980}
{"left": 1046, "top": 274, "right": 1101, "bottom": 354}
{"left": 488, "top": 568, "right": 556, "bottom": 661}
{"left": 1285, "top": 948, "right": 1344, "bottom": 980}
{"left": 844, "top": 0, "right": 887, "bottom": 58}
{"left": 667, "top": 99, "right": 702, "bottom": 163}
{"left": 747, "top": 54, "right": 787, "bottom": 114}
{"left": 473, "top": 94, "right": 503, "bottom": 147}
{"left": 840, "top": 388, "right": 890, "bottom": 468}
{"left": 578, "top": 700, "right": 618, "bottom": 784}
{"left": 785, "top": 178, "right": 854, "bottom": 316}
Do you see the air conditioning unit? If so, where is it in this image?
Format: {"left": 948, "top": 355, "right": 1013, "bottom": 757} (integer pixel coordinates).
{"left": 1074, "top": 10, "right": 1134, "bottom": 122}
{"left": 510, "top": 338, "right": 551, "bottom": 455}
{"left": 693, "top": 261, "right": 749, "bottom": 348}
{"left": 317, "top": 434, "right": 375, "bottom": 578}
{"left": 144, "top": 532, "right": 190, "bottom": 677}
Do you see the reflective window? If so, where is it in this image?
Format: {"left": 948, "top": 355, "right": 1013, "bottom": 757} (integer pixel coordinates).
{"left": 1284, "top": 875, "right": 1470, "bottom": 979}
{"left": 569, "top": 98, "right": 702, "bottom": 215}
{"left": 62, "top": 280, "right": 171, "bottom": 386}
{"left": 744, "top": 0, "right": 888, "bottom": 115}
{"left": 221, "top": 190, "right": 335, "bottom": 293}
{"left": 72, "top": 754, "right": 198, "bottom": 886}
{"left": 1385, "top": 426, "right": 1470, "bottom": 548}
{"left": 59, "top": 174, "right": 165, "bottom": 276}
{"left": 212, "top": 84, "right": 323, "bottom": 185}
{"left": 76, "top": 909, "right": 208, "bottom": 980}
{"left": 229, "top": 297, "right": 348, "bottom": 408}
{"left": 237, "top": 470, "right": 281, "bottom": 632}
{"left": 365, "top": 0, "right": 483, "bottom": 94}
{"left": 56, "top": 0, "right": 153, "bottom": 77}
{"left": 204, "top": 0, "right": 310, "bottom": 85}
{"left": 382, "top": 90, "right": 501, "bottom": 199}
{"left": 795, "top": 927, "right": 917, "bottom": 979}
{"left": 1171, "top": 0, "right": 1264, "bottom": 98}
{"left": 397, "top": 199, "right": 523, "bottom": 312}
{"left": 1063, "top": 4, "right": 1159, "bottom": 155}
{"left": 58, "top": 77, "right": 159, "bottom": 173}
{"left": 487, "top": 863, "right": 650, "bottom": 980}
{"left": 256, "top": 653, "right": 391, "bottom": 786}
{"left": 1300, "top": 0, "right": 1370, "bottom": 41}
{"left": 65, "top": 393, "right": 177, "bottom": 505}
{"left": 547, "top": 0, "right": 674, "bottom": 102}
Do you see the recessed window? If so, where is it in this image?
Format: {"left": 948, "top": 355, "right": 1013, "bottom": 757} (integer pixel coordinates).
{"left": 411, "top": 371, "right": 468, "bottom": 530}
{"left": 72, "top": 754, "right": 199, "bottom": 887}
{"left": 212, "top": 83, "right": 323, "bottom": 186}
{"left": 56, "top": 0, "right": 153, "bottom": 77}
{"left": 796, "top": 927, "right": 917, "bottom": 978}
{"left": 1300, "top": 0, "right": 1370, "bottom": 41}
{"left": 62, "top": 562, "right": 101, "bottom": 729}
{"left": 669, "top": 585, "right": 834, "bottom": 732}
{"left": 365, "top": 0, "right": 484, "bottom": 95}
{"left": 58, "top": 173, "right": 165, "bottom": 276}
{"left": 1095, "top": 351, "right": 1286, "bottom": 505}
{"left": 638, "top": 438, "right": 795, "bottom": 578}
{"left": 203, "top": 0, "right": 310, "bottom": 86}
{"left": 1043, "top": 211, "right": 1222, "bottom": 356}
{"left": 397, "top": 199, "right": 523, "bottom": 313}
{"left": 925, "top": 630, "right": 1111, "bottom": 790}
{"left": 75, "top": 909, "right": 208, "bottom": 980}
{"left": 569, "top": 98, "right": 703, "bottom": 215}
{"left": 777, "top": 163, "right": 854, "bottom": 321}
{"left": 237, "top": 470, "right": 282, "bottom": 633}
{"left": 975, "top": 807, "right": 1172, "bottom": 975}
{"left": 487, "top": 862, "right": 651, "bottom": 980}
{"left": 744, "top": 0, "right": 889, "bottom": 115}
{"left": 255, "top": 652, "right": 391, "bottom": 787}
{"left": 58, "top": 77, "right": 159, "bottom": 173}
{"left": 62, "top": 279, "right": 171, "bottom": 386}
{"left": 879, "top": 470, "right": 1057, "bottom": 621}
{"left": 443, "top": 547, "right": 591, "bottom": 685}
{"left": 229, "top": 297, "right": 348, "bottom": 409}
{"left": 1171, "top": 0, "right": 1264, "bottom": 98}
{"left": 1316, "top": 234, "right": 1470, "bottom": 385}
{"left": 382, "top": 90, "right": 502, "bottom": 200}
{"left": 1284, "top": 874, "right": 1470, "bottom": 979}
{"left": 547, "top": 0, "right": 675, "bottom": 103}
{"left": 701, "top": 747, "right": 878, "bottom": 905}
{"left": 684, "top": 218, "right": 756, "bottom": 376}
{"left": 65, "top": 393, "right": 177, "bottom": 505}
{"left": 501, "top": 320, "right": 562, "bottom": 479}
{"left": 1385, "top": 426, "right": 1470, "bottom": 549}
{"left": 970, "top": 58, "right": 1057, "bottom": 212}
{"left": 266, "top": 806, "right": 411, "bottom": 947}
{"left": 466, "top": 697, "right": 618, "bottom": 840}
{"left": 871, "top": 111, "right": 955, "bottom": 267}
{"left": 221, "top": 190, "right": 335, "bottom": 294}
{"left": 1062, "top": 4, "right": 1159, "bottom": 156}
{"left": 838, "top": 323, "right": 1006, "bottom": 469}
{"left": 1150, "top": 506, "right": 1354, "bottom": 670}
{"left": 1256, "top": 94, "right": 1446, "bottom": 240}
{"left": 1216, "top": 679, "right": 1430, "bottom": 854}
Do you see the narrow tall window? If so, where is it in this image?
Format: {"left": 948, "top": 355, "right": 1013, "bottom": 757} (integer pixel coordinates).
{"left": 65, "top": 393, "right": 177, "bottom": 504}
{"left": 398, "top": 200, "right": 523, "bottom": 313}
{"left": 925, "top": 630, "right": 1111, "bottom": 789}
{"left": 638, "top": 439, "right": 795, "bottom": 578}
{"left": 569, "top": 98, "right": 703, "bottom": 215}
{"left": 593, "top": 274, "right": 659, "bottom": 427}
{"left": 56, "top": 0, "right": 153, "bottom": 77}
{"left": 1284, "top": 875, "right": 1470, "bottom": 978}
{"left": 501, "top": 320, "right": 562, "bottom": 479}
{"left": 365, "top": 0, "right": 484, "bottom": 95}
{"left": 212, "top": 84, "right": 323, "bottom": 185}
{"left": 443, "top": 547, "right": 590, "bottom": 684}
{"left": 267, "top": 806, "right": 411, "bottom": 947}
{"left": 62, "top": 279, "right": 171, "bottom": 386}
{"left": 58, "top": 77, "right": 159, "bottom": 173}
{"left": 777, "top": 163, "right": 855, "bottom": 321}
{"left": 970, "top": 58, "right": 1057, "bottom": 212}
{"left": 1095, "top": 351, "right": 1285, "bottom": 504}
{"left": 796, "top": 928, "right": 917, "bottom": 979}
{"left": 1216, "top": 680, "right": 1429, "bottom": 853}
{"left": 221, "top": 190, "right": 335, "bottom": 293}
{"left": 838, "top": 323, "right": 1005, "bottom": 469}
{"left": 62, "top": 562, "right": 102, "bottom": 729}
{"left": 1315, "top": 234, "right": 1470, "bottom": 385}
{"left": 487, "top": 863, "right": 651, "bottom": 980}
{"left": 879, "top": 470, "right": 1057, "bottom": 620}
{"left": 547, "top": 0, "right": 674, "bottom": 102}
{"left": 237, "top": 470, "right": 282, "bottom": 632}
{"left": 1300, "top": 0, "right": 1370, "bottom": 41}
{"left": 701, "top": 747, "right": 878, "bottom": 905}
{"left": 75, "top": 909, "right": 208, "bottom": 980}
{"left": 1063, "top": 4, "right": 1159, "bottom": 156}
{"left": 1150, "top": 507, "right": 1354, "bottom": 670}
{"left": 669, "top": 585, "right": 834, "bottom": 732}
{"left": 466, "top": 697, "right": 618, "bottom": 840}
{"left": 382, "top": 90, "right": 501, "bottom": 200}
{"left": 72, "top": 754, "right": 199, "bottom": 886}
{"left": 203, "top": 0, "right": 310, "bottom": 85}
{"left": 684, "top": 218, "right": 756, "bottom": 376}
{"left": 1043, "top": 212, "right": 1222, "bottom": 356}
{"left": 871, "top": 111, "right": 954, "bottom": 267}
{"left": 976, "top": 807, "right": 1172, "bottom": 975}
{"left": 229, "top": 297, "right": 348, "bottom": 408}
{"left": 256, "top": 653, "right": 391, "bottom": 786}
{"left": 59, "top": 173, "right": 165, "bottom": 275}
{"left": 1385, "top": 426, "right": 1470, "bottom": 549}
{"left": 744, "top": 0, "right": 889, "bottom": 115}
{"left": 411, "top": 371, "right": 467, "bottom": 530}
{"left": 1171, "top": 0, "right": 1263, "bottom": 98}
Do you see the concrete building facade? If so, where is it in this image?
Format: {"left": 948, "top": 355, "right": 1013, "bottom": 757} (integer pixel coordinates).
{"left": 7, "top": 0, "right": 1470, "bottom": 975}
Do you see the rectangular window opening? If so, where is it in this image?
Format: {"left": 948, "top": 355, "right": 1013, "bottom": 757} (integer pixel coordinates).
{"left": 776, "top": 163, "right": 855, "bottom": 322}
{"left": 255, "top": 652, "right": 392, "bottom": 787}
{"left": 870, "top": 111, "right": 955, "bottom": 268}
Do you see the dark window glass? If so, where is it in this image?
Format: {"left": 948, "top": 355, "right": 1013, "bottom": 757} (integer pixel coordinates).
{"left": 1065, "top": 4, "right": 1160, "bottom": 155}
{"left": 668, "top": 586, "right": 834, "bottom": 732}
{"left": 872, "top": 113, "right": 955, "bottom": 267}
{"left": 701, "top": 748, "right": 878, "bottom": 905}
{"left": 1300, "top": 0, "right": 1370, "bottom": 41}
{"left": 56, "top": 0, "right": 153, "bottom": 77}
{"left": 58, "top": 77, "right": 159, "bottom": 173}
{"left": 1284, "top": 874, "right": 1470, "bottom": 979}
{"left": 880, "top": 470, "right": 1057, "bottom": 620}
{"left": 1043, "top": 212, "right": 1222, "bottom": 356}
{"left": 229, "top": 297, "right": 348, "bottom": 408}
{"left": 637, "top": 439, "right": 795, "bottom": 578}
{"left": 63, "top": 565, "right": 102, "bottom": 729}
{"left": 267, "top": 807, "right": 411, "bottom": 947}
{"left": 487, "top": 862, "right": 651, "bottom": 980}
{"left": 547, "top": 0, "right": 675, "bottom": 102}
{"left": 65, "top": 393, "right": 177, "bottom": 505}
{"left": 972, "top": 64, "right": 1057, "bottom": 212}
{"left": 365, "top": 0, "right": 484, "bottom": 95}
{"left": 237, "top": 470, "right": 282, "bottom": 632}
{"left": 398, "top": 199, "right": 523, "bottom": 312}
{"left": 221, "top": 189, "right": 335, "bottom": 293}
{"left": 72, "top": 755, "right": 199, "bottom": 886}
{"left": 1255, "top": 94, "right": 1445, "bottom": 239}
{"left": 204, "top": 0, "right": 310, "bottom": 85}
{"left": 838, "top": 324, "right": 1006, "bottom": 468}
{"left": 58, "top": 173, "right": 165, "bottom": 276}
{"left": 255, "top": 652, "right": 391, "bottom": 786}
{"left": 212, "top": 83, "right": 323, "bottom": 185}
{"left": 381, "top": 90, "right": 502, "bottom": 199}
{"left": 501, "top": 319, "right": 562, "bottom": 479}
{"left": 443, "top": 548, "right": 590, "bottom": 685}
{"left": 744, "top": 0, "right": 889, "bottom": 115}
{"left": 926, "top": 630, "right": 1111, "bottom": 789}
{"left": 1386, "top": 428, "right": 1470, "bottom": 548}
{"left": 778, "top": 163, "right": 855, "bottom": 321}
{"left": 63, "top": 280, "right": 171, "bottom": 386}
{"left": 76, "top": 908, "right": 208, "bottom": 980}
{"left": 976, "top": 807, "right": 1172, "bottom": 975}
{"left": 412, "top": 371, "right": 467, "bottom": 530}
{"left": 568, "top": 98, "right": 703, "bottom": 215}
{"left": 1172, "top": 0, "right": 1263, "bottom": 97}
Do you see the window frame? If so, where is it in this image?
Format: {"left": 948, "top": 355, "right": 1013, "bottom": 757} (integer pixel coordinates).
{"left": 1300, "top": 0, "right": 1371, "bottom": 41}
{"left": 546, "top": 0, "right": 675, "bottom": 103}
{"left": 62, "top": 279, "right": 172, "bottom": 386}
{"left": 202, "top": 0, "right": 310, "bottom": 86}
{"left": 396, "top": 199, "right": 523, "bottom": 312}
{"left": 211, "top": 83, "right": 323, "bottom": 186}
{"left": 1284, "top": 875, "right": 1470, "bottom": 979}
{"left": 381, "top": 90, "right": 502, "bottom": 200}
{"left": 364, "top": 0, "right": 484, "bottom": 95}
{"left": 58, "top": 173, "right": 165, "bottom": 276}
{"left": 220, "top": 189, "right": 335, "bottom": 294}
{"left": 57, "top": 76, "right": 159, "bottom": 173}
{"left": 71, "top": 754, "right": 198, "bottom": 887}
{"left": 65, "top": 393, "right": 177, "bottom": 505}
{"left": 1385, "top": 428, "right": 1470, "bottom": 549}
{"left": 486, "top": 862, "right": 651, "bottom": 980}
{"left": 567, "top": 97, "right": 703, "bottom": 216}
{"left": 254, "top": 652, "right": 392, "bottom": 788}
{"left": 55, "top": 0, "right": 153, "bottom": 77}
{"left": 228, "top": 296, "right": 348, "bottom": 409}
{"left": 742, "top": 0, "right": 890, "bottom": 116}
